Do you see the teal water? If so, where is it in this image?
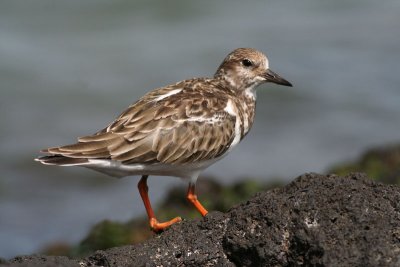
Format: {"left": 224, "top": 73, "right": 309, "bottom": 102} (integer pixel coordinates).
{"left": 1, "top": 0, "right": 400, "bottom": 258}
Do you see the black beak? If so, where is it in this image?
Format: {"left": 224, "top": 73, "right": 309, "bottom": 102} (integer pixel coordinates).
{"left": 263, "top": 69, "right": 292, "bottom": 87}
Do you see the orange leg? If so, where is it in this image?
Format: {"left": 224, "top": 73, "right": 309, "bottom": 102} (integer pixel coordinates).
{"left": 138, "top": 175, "right": 181, "bottom": 232}
{"left": 186, "top": 182, "right": 208, "bottom": 216}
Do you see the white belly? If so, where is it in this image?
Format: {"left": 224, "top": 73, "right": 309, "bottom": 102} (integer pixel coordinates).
{"left": 84, "top": 156, "right": 224, "bottom": 182}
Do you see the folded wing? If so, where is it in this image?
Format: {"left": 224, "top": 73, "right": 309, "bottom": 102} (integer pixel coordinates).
{"left": 41, "top": 87, "right": 236, "bottom": 165}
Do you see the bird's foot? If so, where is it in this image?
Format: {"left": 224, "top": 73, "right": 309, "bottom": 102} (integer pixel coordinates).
{"left": 150, "top": 217, "right": 182, "bottom": 232}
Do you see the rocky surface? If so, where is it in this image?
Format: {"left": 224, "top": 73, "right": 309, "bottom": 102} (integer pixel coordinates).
{"left": 3, "top": 173, "right": 400, "bottom": 266}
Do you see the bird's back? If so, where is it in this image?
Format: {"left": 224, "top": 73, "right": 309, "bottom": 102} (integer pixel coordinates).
{"left": 37, "top": 77, "right": 247, "bottom": 168}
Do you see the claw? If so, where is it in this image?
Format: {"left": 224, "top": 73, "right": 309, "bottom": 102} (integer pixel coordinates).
{"left": 150, "top": 217, "right": 182, "bottom": 232}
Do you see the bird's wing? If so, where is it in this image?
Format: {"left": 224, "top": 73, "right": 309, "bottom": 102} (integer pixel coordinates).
{"left": 45, "top": 83, "right": 237, "bottom": 164}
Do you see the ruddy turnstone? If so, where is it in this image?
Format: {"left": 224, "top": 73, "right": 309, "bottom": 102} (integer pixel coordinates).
{"left": 36, "top": 48, "right": 292, "bottom": 231}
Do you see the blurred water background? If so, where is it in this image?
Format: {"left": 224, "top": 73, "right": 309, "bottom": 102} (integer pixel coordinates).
{"left": 1, "top": 0, "right": 399, "bottom": 259}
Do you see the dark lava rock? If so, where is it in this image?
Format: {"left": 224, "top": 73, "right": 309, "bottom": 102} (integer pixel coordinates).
{"left": 3, "top": 173, "right": 400, "bottom": 266}
{"left": 4, "top": 255, "right": 79, "bottom": 267}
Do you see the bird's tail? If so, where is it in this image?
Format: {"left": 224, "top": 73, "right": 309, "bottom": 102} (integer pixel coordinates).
{"left": 35, "top": 155, "right": 89, "bottom": 166}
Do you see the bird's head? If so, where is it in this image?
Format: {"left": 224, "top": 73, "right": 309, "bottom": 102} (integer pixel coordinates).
{"left": 214, "top": 48, "right": 292, "bottom": 92}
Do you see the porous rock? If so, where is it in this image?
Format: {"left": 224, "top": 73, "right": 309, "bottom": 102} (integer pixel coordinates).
{"left": 4, "top": 173, "right": 400, "bottom": 266}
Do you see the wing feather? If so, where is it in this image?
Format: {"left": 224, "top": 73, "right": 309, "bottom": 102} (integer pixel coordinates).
{"left": 41, "top": 80, "right": 238, "bottom": 165}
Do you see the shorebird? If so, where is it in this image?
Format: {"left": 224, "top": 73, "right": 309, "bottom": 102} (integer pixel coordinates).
{"left": 36, "top": 48, "right": 292, "bottom": 231}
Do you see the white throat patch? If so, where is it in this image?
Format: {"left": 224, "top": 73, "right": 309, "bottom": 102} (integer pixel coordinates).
{"left": 244, "top": 85, "right": 257, "bottom": 100}
{"left": 265, "top": 57, "right": 269, "bottom": 69}
{"left": 224, "top": 99, "right": 242, "bottom": 151}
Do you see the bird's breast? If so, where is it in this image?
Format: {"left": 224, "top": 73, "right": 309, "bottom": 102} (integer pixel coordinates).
{"left": 224, "top": 96, "right": 256, "bottom": 154}
{"left": 238, "top": 94, "right": 256, "bottom": 140}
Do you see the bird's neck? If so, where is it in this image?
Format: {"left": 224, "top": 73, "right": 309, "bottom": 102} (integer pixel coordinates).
{"left": 214, "top": 72, "right": 258, "bottom": 100}
{"left": 217, "top": 77, "right": 257, "bottom": 139}
{"left": 240, "top": 88, "right": 257, "bottom": 137}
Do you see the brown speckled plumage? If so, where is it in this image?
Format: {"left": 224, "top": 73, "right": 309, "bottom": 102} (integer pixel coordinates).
{"left": 36, "top": 48, "right": 292, "bottom": 231}
{"left": 38, "top": 47, "right": 293, "bottom": 172}
{"left": 43, "top": 79, "right": 237, "bottom": 164}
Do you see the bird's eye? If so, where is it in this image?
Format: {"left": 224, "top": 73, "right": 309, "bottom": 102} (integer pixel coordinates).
{"left": 241, "top": 59, "right": 253, "bottom": 67}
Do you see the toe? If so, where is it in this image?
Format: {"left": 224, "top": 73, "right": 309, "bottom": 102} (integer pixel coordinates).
{"left": 150, "top": 217, "right": 182, "bottom": 232}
